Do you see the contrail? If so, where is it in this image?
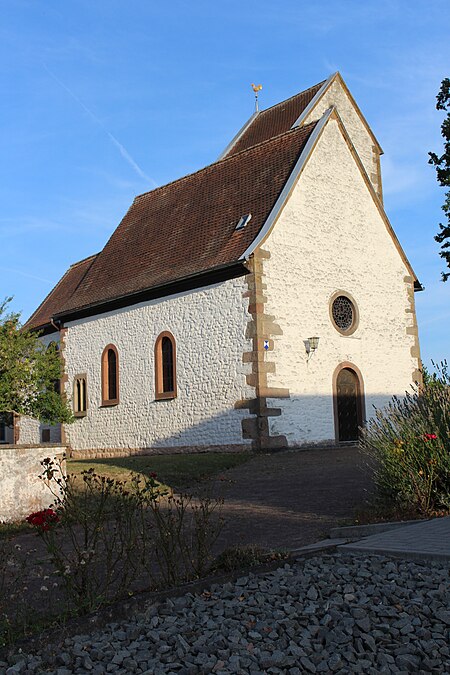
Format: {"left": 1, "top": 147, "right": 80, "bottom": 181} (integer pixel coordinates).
{"left": 1, "top": 267, "right": 52, "bottom": 284}
{"left": 43, "top": 64, "right": 157, "bottom": 187}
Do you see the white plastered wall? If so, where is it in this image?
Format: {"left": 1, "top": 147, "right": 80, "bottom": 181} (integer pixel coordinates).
{"left": 303, "top": 78, "right": 381, "bottom": 197}
{"left": 262, "top": 117, "right": 419, "bottom": 446}
{"left": 63, "top": 277, "right": 253, "bottom": 452}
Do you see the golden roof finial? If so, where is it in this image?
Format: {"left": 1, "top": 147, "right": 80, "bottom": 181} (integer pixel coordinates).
{"left": 251, "top": 83, "right": 263, "bottom": 112}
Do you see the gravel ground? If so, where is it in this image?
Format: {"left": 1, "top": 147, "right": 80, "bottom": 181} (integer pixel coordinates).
{"left": 2, "top": 552, "right": 449, "bottom": 674}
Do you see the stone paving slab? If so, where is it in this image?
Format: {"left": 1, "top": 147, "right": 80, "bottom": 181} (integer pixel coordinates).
{"left": 340, "top": 515, "right": 450, "bottom": 561}
{"left": 329, "top": 518, "right": 429, "bottom": 539}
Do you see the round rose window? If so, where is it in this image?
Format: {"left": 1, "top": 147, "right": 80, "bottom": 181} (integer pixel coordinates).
{"left": 331, "top": 295, "right": 356, "bottom": 333}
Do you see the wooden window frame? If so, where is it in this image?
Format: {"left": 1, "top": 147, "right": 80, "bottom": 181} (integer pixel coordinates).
{"left": 154, "top": 331, "right": 177, "bottom": 401}
{"left": 101, "top": 344, "right": 120, "bottom": 406}
{"left": 73, "top": 373, "right": 88, "bottom": 417}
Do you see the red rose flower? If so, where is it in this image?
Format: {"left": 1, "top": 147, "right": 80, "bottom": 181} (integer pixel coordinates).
{"left": 26, "top": 508, "right": 60, "bottom": 532}
{"left": 423, "top": 433, "right": 437, "bottom": 441}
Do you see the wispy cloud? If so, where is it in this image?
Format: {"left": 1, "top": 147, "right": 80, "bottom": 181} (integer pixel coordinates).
{"left": 43, "top": 64, "right": 158, "bottom": 187}
{"left": 0, "top": 266, "right": 52, "bottom": 284}
{"left": 0, "top": 216, "right": 70, "bottom": 238}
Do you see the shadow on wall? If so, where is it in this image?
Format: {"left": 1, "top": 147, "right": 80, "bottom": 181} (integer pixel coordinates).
{"left": 62, "top": 388, "right": 397, "bottom": 452}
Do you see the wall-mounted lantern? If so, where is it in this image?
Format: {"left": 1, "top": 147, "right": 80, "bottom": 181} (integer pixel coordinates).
{"left": 304, "top": 336, "right": 320, "bottom": 357}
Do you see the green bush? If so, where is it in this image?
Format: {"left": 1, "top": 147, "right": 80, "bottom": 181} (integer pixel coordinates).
{"left": 360, "top": 362, "right": 450, "bottom": 515}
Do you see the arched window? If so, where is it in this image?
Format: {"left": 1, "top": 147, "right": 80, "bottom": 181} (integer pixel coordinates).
{"left": 155, "top": 332, "right": 177, "bottom": 400}
{"left": 101, "top": 344, "right": 119, "bottom": 405}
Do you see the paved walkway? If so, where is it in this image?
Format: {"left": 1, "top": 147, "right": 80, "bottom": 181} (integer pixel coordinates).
{"left": 339, "top": 515, "right": 450, "bottom": 561}
{"left": 207, "top": 445, "right": 374, "bottom": 550}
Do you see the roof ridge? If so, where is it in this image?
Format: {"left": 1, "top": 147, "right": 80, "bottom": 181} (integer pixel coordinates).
{"left": 135, "top": 120, "right": 318, "bottom": 202}
{"left": 257, "top": 79, "right": 327, "bottom": 116}
{"left": 69, "top": 253, "right": 99, "bottom": 269}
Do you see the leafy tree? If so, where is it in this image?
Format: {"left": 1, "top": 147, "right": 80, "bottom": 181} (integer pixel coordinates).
{"left": 0, "top": 298, "right": 73, "bottom": 425}
{"left": 429, "top": 78, "right": 450, "bottom": 281}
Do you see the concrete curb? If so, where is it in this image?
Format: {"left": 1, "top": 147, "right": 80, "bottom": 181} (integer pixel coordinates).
{"left": 329, "top": 519, "right": 428, "bottom": 540}
{"left": 339, "top": 542, "right": 450, "bottom": 563}
{"left": 290, "top": 538, "right": 348, "bottom": 557}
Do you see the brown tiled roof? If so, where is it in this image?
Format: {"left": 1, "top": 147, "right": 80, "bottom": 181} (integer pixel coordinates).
{"left": 226, "top": 81, "right": 325, "bottom": 157}
{"left": 24, "top": 254, "right": 98, "bottom": 330}
{"left": 26, "top": 121, "right": 318, "bottom": 329}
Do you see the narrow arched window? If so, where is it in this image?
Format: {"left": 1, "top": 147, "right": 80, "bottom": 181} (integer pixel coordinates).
{"left": 155, "top": 332, "right": 177, "bottom": 400}
{"left": 101, "top": 344, "right": 119, "bottom": 405}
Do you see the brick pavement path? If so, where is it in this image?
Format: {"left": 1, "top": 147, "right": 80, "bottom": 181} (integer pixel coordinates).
{"left": 205, "top": 445, "right": 374, "bottom": 551}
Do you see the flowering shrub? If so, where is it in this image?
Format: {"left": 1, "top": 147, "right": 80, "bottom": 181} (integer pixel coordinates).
{"left": 26, "top": 509, "right": 60, "bottom": 532}
{"left": 360, "top": 362, "right": 450, "bottom": 515}
{"left": 0, "top": 538, "right": 34, "bottom": 648}
{"left": 131, "top": 473, "right": 224, "bottom": 587}
{"left": 24, "top": 460, "right": 142, "bottom": 614}
{"left": 24, "top": 459, "right": 224, "bottom": 616}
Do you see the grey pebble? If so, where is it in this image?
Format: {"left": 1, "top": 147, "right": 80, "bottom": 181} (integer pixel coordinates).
{"left": 5, "top": 553, "right": 450, "bottom": 674}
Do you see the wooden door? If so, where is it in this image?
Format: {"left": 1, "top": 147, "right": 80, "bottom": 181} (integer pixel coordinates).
{"left": 336, "top": 368, "right": 360, "bottom": 442}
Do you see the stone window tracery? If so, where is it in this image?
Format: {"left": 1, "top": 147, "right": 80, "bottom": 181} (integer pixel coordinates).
{"left": 330, "top": 293, "right": 359, "bottom": 335}
{"left": 73, "top": 375, "right": 87, "bottom": 416}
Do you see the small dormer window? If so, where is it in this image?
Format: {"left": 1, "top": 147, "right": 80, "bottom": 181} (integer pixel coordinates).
{"left": 235, "top": 213, "right": 252, "bottom": 231}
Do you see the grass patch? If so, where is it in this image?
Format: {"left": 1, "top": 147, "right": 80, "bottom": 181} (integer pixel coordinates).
{"left": 212, "top": 544, "right": 289, "bottom": 573}
{"left": 0, "top": 521, "right": 29, "bottom": 539}
{"left": 67, "top": 452, "right": 252, "bottom": 491}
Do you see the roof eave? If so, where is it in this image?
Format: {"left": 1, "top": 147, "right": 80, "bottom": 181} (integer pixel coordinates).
{"left": 53, "top": 260, "right": 249, "bottom": 324}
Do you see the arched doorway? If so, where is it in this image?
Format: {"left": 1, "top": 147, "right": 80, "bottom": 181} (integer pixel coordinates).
{"left": 333, "top": 364, "right": 365, "bottom": 443}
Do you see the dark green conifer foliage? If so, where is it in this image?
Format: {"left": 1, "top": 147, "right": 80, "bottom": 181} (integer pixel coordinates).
{"left": 429, "top": 78, "right": 450, "bottom": 281}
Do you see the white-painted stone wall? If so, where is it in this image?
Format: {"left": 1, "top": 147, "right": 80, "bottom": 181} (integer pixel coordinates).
{"left": 18, "top": 416, "right": 41, "bottom": 444}
{"left": 262, "top": 117, "right": 418, "bottom": 446}
{"left": 0, "top": 446, "right": 66, "bottom": 523}
{"left": 303, "top": 78, "right": 381, "bottom": 197}
{"left": 63, "top": 278, "right": 253, "bottom": 452}
{"left": 19, "top": 417, "right": 61, "bottom": 445}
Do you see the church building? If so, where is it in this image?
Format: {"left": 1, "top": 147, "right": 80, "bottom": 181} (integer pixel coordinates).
{"left": 20, "top": 72, "right": 422, "bottom": 457}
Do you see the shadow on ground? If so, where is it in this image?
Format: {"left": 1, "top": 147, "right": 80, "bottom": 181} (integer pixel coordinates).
{"left": 199, "top": 445, "right": 375, "bottom": 550}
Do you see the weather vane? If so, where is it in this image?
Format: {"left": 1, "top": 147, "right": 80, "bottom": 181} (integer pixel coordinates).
{"left": 251, "top": 83, "right": 263, "bottom": 112}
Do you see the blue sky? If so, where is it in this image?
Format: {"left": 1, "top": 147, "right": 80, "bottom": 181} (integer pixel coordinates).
{"left": 1, "top": 0, "right": 449, "bottom": 366}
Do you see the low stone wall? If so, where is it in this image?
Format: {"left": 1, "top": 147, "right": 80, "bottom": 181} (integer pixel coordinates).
{"left": 69, "top": 443, "right": 249, "bottom": 460}
{"left": 0, "top": 445, "right": 67, "bottom": 523}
